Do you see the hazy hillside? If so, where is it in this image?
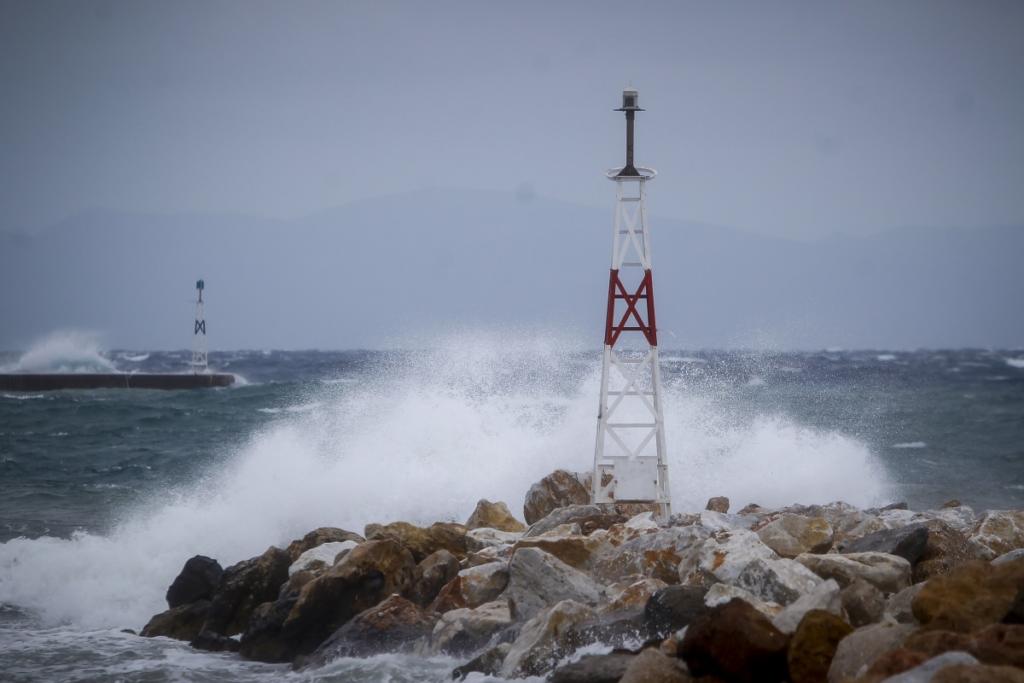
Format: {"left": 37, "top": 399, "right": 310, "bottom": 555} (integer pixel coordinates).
{"left": 1, "top": 190, "right": 1021, "bottom": 350}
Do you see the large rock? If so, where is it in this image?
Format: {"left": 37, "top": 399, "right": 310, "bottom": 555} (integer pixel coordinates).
{"left": 826, "top": 621, "right": 916, "bottom": 682}
{"left": 680, "top": 598, "right": 789, "bottom": 683}
{"left": 602, "top": 577, "right": 668, "bottom": 615}
{"left": 902, "top": 624, "right": 1024, "bottom": 668}
{"left": 912, "top": 559, "right": 1020, "bottom": 632}
{"left": 618, "top": 647, "right": 690, "bottom": 683}
{"left": 595, "top": 525, "right": 711, "bottom": 584}
{"left": 465, "top": 527, "right": 522, "bottom": 552}
{"left": 523, "top": 470, "right": 591, "bottom": 525}
{"left": 796, "top": 551, "right": 912, "bottom": 593}
{"left": 298, "top": 594, "right": 434, "bottom": 666}
{"left": 451, "top": 642, "right": 511, "bottom": 680}
{"left": 202, "top": 546, "right": 291, "bottom": 636}
{"left": 772, "top": 579, "right": 843, "bottom": 634}
{"left": 364, "top": 521, "right": 468, "bottom": 562}
{"left": 466, "top": 499, "right": 527, "bottom": 532}
{"left": 429, "top": 600, "right": 511, "bottom": 655}
{"left": 408, "top": 549, "right": 460, "bottom": 607}
{"left": 914, "top": 520, "right": 977, "bottom": 583}
{"left": 165, "top": 555, "right": 223, "bottom": 608}
{"left": 287, "top": 541, "right": 357, "bottom": 576}
{"left": 678, "top": 529, "right": 779, "bottom": 587}
{"left": 786, "top": 609, "right": 854, "bottom": 683}
{"left": 705, "top": 496, "right": 730, "bottom": 513}
{"left": 968, "top": 510, "right": 1024, "bottom": 560}
{"left": 141, "top": 600, "right": 210, "bottom": 641}
{"left": 880, "top": 651, "right": 980, "bottom": 682}
{"left": 514, "top": 534, "right": 604, "bottom": 571}
{"left": 524, "top": 503, "right": 628, "bottom": 538}
{"left": 838, "top": 523, "right": 930, "bottom": 566}
{"left": 841, "top": 578, "right": 886, "bottom": 627}
{"left": 240, "top": 539, "right": 416, "bottom": 662}
{"left": 507, "top": 547, "right": 603, "bottom": 621}
{"left": 501, "top": 600, "right": 596, "bottom": 678}
{"left": 735, "top": 557, "right": 824, "bottom": 606}
{"left": 704, "top": 583, "right": 782, "bottom": 618}
{"left": 756, "top": 514, "right": 835, "bottom": 558}
{"left": 430, "top": 561, "right": 509, "bottom": 613}
{"left": 887, "top": 583, "right": 926, "bottom": 624}
{"left": 285, "top": 527, "right": 363, "bottom": 562}
{"left": 644, "top": 585, "right": 710, "bottom": 636}
{"left": 550, "top": 652, "right": 638, "bottom": 683}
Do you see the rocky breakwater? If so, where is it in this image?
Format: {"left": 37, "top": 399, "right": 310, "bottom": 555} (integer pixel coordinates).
{"left": 141, "top": 471, "right": 1024, "bottom": 682}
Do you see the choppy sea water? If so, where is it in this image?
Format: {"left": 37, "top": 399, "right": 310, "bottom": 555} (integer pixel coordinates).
{"left": 1, "top": 337, "right": 1022, "bottom": 681}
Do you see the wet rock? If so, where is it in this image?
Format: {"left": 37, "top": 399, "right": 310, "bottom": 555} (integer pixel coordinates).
{"left": 619, "top": 647, "right": 690, "bottom": 683}
{"left": 203, "top": 546, "right": 291, "bottom": 636}
{"left": 466, "top": 499, "right": 527, "bottom": 533}
{"left": 298, "top": 594, "right": 434, "bottom": 666}
{"left": 911, "top": 560, "right": 1019, "bottom": 632}
{"left": 644, "top": 584, "right": 710, "bottom": 636}
{"left": 680, "top": 598, "right": 789, "bottom": 683}
{"left": 464, "top": 543, "right": 514, "bottom": 568}
{"left": 364, "top": 521, "right": 468, "bottom": 563}
{"left": 408, "top": 549, "right": 460, "bottom": 607}
{"left": 838, "top": 523, "right": 930, "bottom": 566}
{"left": 992, "top": 548, "right": 1024, "bottom": 566}
{"left": 523, "top": 470, "right": 591, "bottom": 525}
{"left": 465, "top": 527, "right": 522, "bottom": 552}
{"left": 141, "top": 600, "right": 210, "bottom": 641}
{"left": 429, "top": 600, "right": 511, "bottom": 655}
{"left": 241, "top": 538, "right": 416, "bottom": 662}
{"left": 735, "top": 557, "right": 824, "bottom": 606}
{"left": 457, "top": 561, "right": 509, "bottom": 608}
{"left": 704, "top": 583, "right": 782, "bottom": 618}
{"left": 288, "top": 541, "right": 357, "bottom": 576}
{"left": 514, "top": 534, "right": 603, "bottom": 571}
{"left": 507, "top": 547, "right": 602, "bottom": 621}
{"left": 698, "top": 510, "right": 758, "bottom": 532}
{"left": 166, "top": 555, "right": 223, "bottom": 608}
{"left": 277, "top": 569, "right": 316, "bottom": 601}
{"left": 524, "top": 503, "right": 628, "bottom": 538}
{"left": 602, "top": 577, "right": 668, "bottom": 615}
{"left": 887, "top": 583, "right": 925, "bottom": 624}
{"left": 826, "top": 621, "right": 916, "bottom": 683}
{"left": 595, "top": 525, "right": 711, "bottom": 584}
{"left": 968, "top": 510, "right": 1024, "bottom": 560}
{"left": 501, "top": 599, "right": 596, "bottom": 678}
{"left": 452, "top": 642, "right": 510, "bottom": 680}
{"left": 756, "top": 514, "right": 835, "bottom": 558}
{"left": 786, "top": 609, "right": 854, "bottom": 683}
{"left": 796, "top": 551, "right": 911, "bottom": 593}
{"left": 678, "top": 529, "right": 779, "bottom": 587}
{"left": 842, "top": 578, "right": 886, "bottom": 627}
{"left": 567, "top": 608, "right": 650, "bottom": 651}
{"left": 705, "top": 496, "right": 730, "bottom": 513}
{"left": 880, "top": 651, "right": 979, "bottom": 682}
{"left": 913, "top": 520, "right": 976, "bottom": 583}
{"left": 550, "top": 652, "right": 637, "bottom": 683}
{"left": 190, "top": 629, "right": 240, "bottom": 652}
{"left": 285, "top": 527, "right": 363, "bottom": 562}
{"left": 772, "top": 579, "right": 843, "bottom": 634}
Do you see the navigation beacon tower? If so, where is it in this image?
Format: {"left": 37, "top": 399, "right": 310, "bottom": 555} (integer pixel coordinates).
{"left": 191, "top": 279, "right": 208, "bottom": 374}
{"left": 591, "top": 88, "right": 672, "bottom": 518}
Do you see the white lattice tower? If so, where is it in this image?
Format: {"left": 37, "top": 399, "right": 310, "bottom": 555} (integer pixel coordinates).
{"left": 191, "top": 279, "right": 208, "bottom": 374}
{"left": 592, "top": 88, "right": 671, "bottom": 518}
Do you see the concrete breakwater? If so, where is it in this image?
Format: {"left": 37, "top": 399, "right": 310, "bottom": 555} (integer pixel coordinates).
{"left": 0, "top": 373, "right": 235, "bottom": 391}
{"left": 138, "top": 469, "right": 1024, "bottom": 682}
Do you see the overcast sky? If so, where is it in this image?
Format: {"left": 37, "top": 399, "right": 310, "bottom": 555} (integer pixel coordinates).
{"left": 2, "top": 1, "right": 1023, "bottom": 240}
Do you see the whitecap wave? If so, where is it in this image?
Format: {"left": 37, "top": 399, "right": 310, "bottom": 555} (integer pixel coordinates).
{"left": 0, "top": 333, "right": 896, "bottom": 631}
{"left": 7, "top": 331, "right": 117, "bottom": 374}
{"left": 891, "top": 441, "right": 927, "bottom": 449}
{"left": 1006, "top": 358, "right": 1024, "bottom": 369}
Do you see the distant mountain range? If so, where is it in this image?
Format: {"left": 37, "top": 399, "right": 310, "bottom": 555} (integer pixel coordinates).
{"left": 2, "top": 190, "right": 1021, "bottom": 350}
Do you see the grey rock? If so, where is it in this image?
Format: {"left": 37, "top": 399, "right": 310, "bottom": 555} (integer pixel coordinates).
{"left": 501, "top": 600, "right": 596, "bottom": 678}
{"left": 507, "top": 547, "right": 602, "bottom": 621}
{"left": 841, "top": 578, "right": 886, "bottom": 627}
{"left": 886, "top": 583, "right": 925, "bottom": 624}
{"left": 549, "top": 652, "right": 637, "bottom": 683}
{"left": 735, "top": 557, "right": 823, "bottom": 606}
{"left": 452, "top": 642, "right": 511, "bottom": 681}
{"left": 166, "top": 555, "right": 223, "bottom": 608}
{"left": 827, "top": 621, "right": 916, "bottom": 683}
{"left": 772, "top": 579, "right": 843, "bottom": 634}
{"left": 797, "top": 551, "right": 912, "bottom": 594}
{"left": 880, "top": 651, "right": 979, "bottom": 683}
{"left": 429, "top": 600, "right": 511, "bottom": 656}
{"left": 705, "top": 496, "right": 730, "bottom": 513}
{"left": 524, "top": 504, "right": 627, "bottom": 538}
{"left": 645, "top": 585, "right": 710, "bottom": 636}
{"left": 838, "top": 523, "right": 930, "bottom": 566}
{"left": 619, "top": 647, "right": 691, "bottom": 683}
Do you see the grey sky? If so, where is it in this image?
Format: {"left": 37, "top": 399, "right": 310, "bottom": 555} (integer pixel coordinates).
{"left": 2, "top": 1, "right": 1023, "bottom": 240}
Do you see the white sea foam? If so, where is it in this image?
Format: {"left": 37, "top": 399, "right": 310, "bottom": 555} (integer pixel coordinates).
{"left": 877, "top": 354, "right": 896, "bottom": 361}
{"left": 892, "top": 441, "right": 927, "bottom": 449}
{"left": 1005, "top": 358, "right": 1024, "bottom": 369}
{"left": 6, "top": 331, "right": 117, "bottom": 374}
{"left": 0, "top": 333, "right": 896, "bottom": 632}
{"left": 119, "top": 353, "right": 150, "bottom": 362}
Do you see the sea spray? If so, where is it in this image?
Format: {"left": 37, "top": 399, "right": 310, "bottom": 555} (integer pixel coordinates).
{"left": 6, "top": 330, "right": 117, "bottom": 374}
{"left": 0, "top": 334, "right": 896, "bottom": 632}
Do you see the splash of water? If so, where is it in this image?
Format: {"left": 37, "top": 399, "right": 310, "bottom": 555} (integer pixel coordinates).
{"left": 8, "top": 331, "right": 117, "bottom": 373}
{"left": 0, "top": 333, "right": 896, "bottom": 631}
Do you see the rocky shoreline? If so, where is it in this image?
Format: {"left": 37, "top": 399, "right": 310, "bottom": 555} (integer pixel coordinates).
{"left": 139, "top": 469, "right": 1024, "bottom": 682}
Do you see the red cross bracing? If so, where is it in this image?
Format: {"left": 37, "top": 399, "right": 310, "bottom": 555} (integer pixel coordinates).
{"left": 604, "top": 269, "right": 658, "bottom": 348}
